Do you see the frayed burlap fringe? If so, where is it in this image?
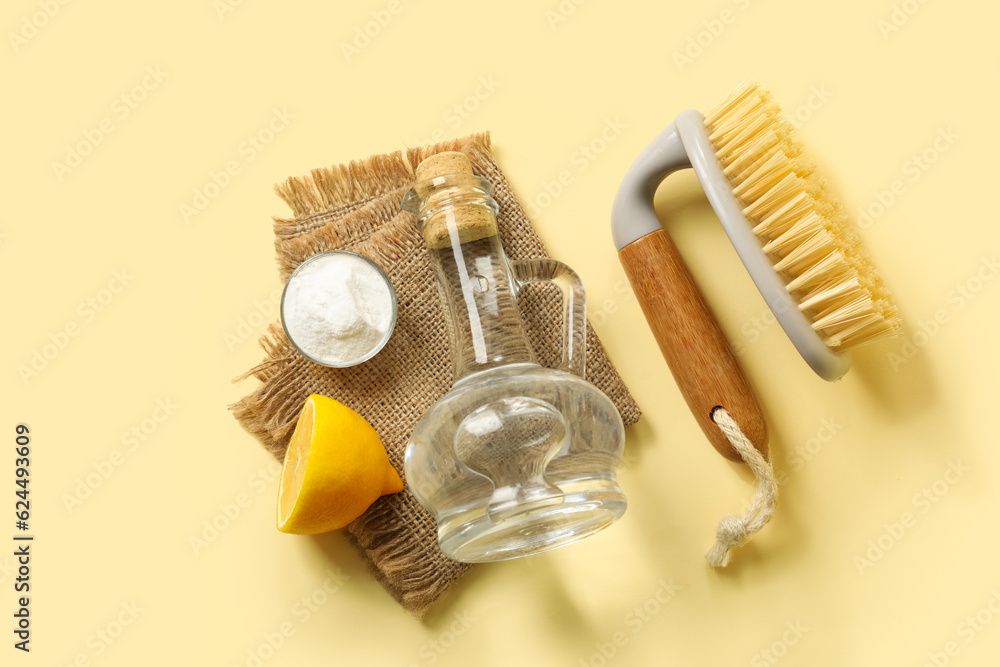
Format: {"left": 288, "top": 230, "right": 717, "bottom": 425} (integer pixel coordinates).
{"left": 232, "top": 132, "right": 641, "bottom": 617}
{"left": 274, "top": 152, "right": 414, "bottom": 221}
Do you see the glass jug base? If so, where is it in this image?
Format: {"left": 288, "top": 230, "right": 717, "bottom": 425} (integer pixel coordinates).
{"left": 438, "top": 480, "right": 626, "bottom": 563}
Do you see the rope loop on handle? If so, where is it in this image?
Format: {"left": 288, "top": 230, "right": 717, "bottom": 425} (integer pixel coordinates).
{"left": 705, "top": 407, "right": 778, "bottom": 567}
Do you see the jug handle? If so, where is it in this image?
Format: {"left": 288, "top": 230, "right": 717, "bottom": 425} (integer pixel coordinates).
{"left": 509, "top": 258, "right": 586, "bottom": 379}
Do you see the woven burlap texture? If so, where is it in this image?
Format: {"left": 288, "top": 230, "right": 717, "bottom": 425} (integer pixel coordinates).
{"left": 231, "top": 133, "right": 641, "bottom": 617}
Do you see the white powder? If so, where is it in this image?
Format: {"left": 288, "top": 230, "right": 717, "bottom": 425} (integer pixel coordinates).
{"left": 281, "top": 253, "right": 395, "bottom": 366}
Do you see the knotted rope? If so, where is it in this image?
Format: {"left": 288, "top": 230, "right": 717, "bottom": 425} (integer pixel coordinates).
{"left": 705, "top": 407, "right": 778, "bottom": 567}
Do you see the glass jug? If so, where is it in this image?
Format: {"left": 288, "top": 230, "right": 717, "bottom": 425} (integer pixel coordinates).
{"left": 402, "top": 152, "right": 626, "bottom": 563}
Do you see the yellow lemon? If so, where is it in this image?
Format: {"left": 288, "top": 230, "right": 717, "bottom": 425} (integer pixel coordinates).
{"left": 277, "top": 394, "right": 403, "bottom": 534}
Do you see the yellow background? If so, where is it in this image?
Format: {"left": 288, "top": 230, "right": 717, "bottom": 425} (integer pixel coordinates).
{"left": 3, "top": 0, "right": 998, "bottom": 665}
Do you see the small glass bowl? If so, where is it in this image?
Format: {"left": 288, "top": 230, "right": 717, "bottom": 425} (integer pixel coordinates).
{"left": 279, "top": 251, "right": 398, "bottom": 368}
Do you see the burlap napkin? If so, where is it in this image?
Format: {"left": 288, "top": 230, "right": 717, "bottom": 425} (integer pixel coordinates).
{"left": 232, "top": 133, "right": 641, "bottom": 616}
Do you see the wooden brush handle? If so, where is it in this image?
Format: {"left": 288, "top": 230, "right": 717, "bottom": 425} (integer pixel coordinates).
{"left": 619, "top": 228, "right": 768, "bottom": 462}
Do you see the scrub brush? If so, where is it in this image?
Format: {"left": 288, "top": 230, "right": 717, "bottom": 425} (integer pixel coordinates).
{"left": 612, "top": 79, "right": 900, "bottom": 565}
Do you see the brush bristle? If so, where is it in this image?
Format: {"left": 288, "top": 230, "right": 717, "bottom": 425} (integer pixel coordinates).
{"left": 704, "top": 79, "right": 902, "bottom": 350}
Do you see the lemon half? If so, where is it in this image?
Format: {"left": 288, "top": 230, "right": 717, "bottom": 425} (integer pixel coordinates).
{"left": 277, "top": 394, "right": 403, "bottom": 534}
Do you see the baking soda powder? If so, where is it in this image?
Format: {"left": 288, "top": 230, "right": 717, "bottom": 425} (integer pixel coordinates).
{"left": 281, "top": 253, "right": 395, "bottom": 366}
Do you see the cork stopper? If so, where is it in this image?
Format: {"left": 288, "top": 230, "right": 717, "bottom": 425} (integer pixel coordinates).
{"left": 415, "top": 151, "right": 474, "bottom": 181}
{"left": 413, "top": 152, "right": 498, "bottom": 249}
